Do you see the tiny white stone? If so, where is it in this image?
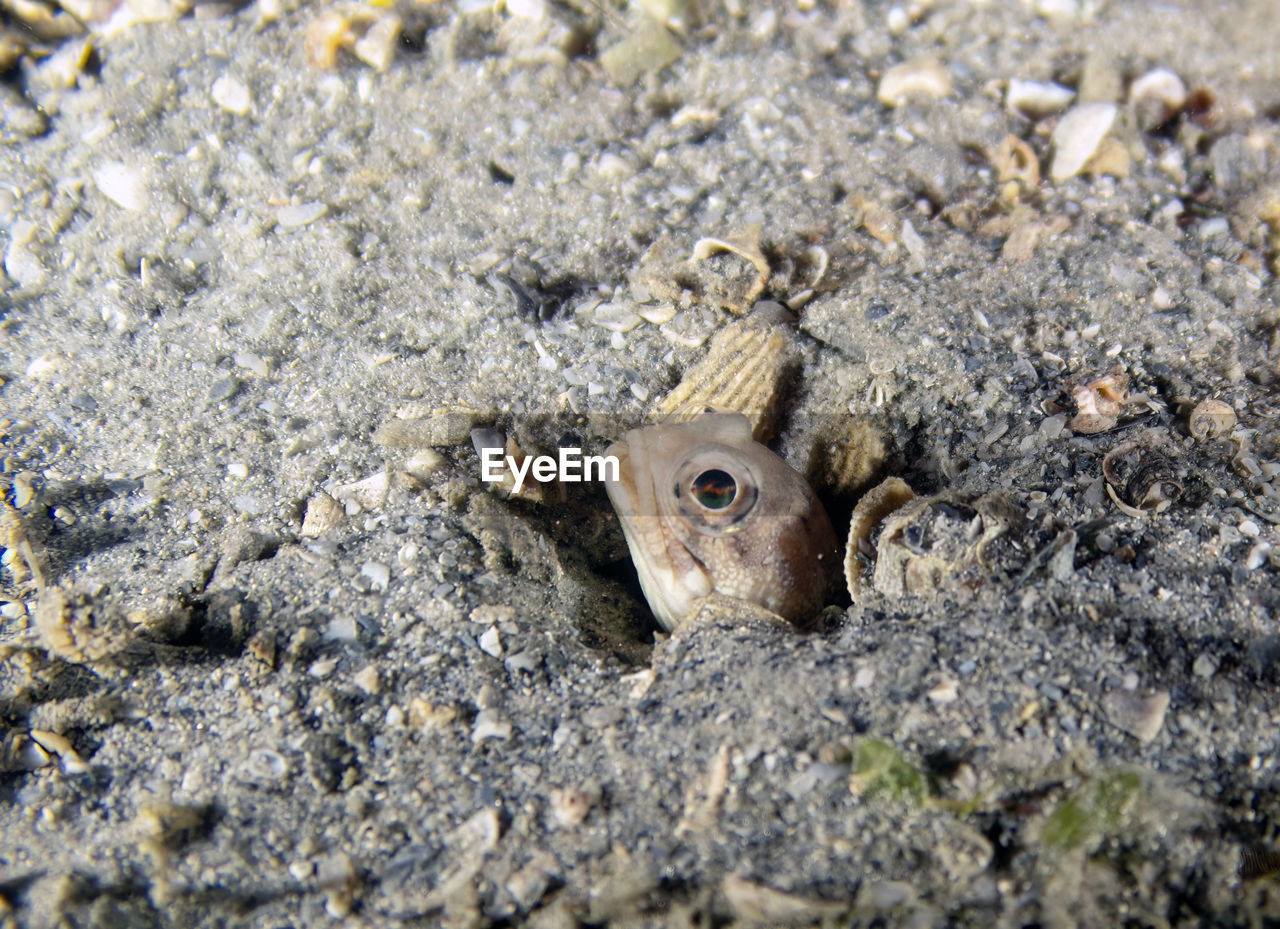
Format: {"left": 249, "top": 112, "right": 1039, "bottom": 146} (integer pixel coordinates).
{"left": 1239, "top": 519, "right": 1261, "bottom": 538}
{"left": 506, "top": 0, "right": 545, "bottom": 18}
{"left": 927, "top": 679, "right": 959, "bottom": 704}
{"left": 325, "top": 615, "right": 359, "bottom": 641}
{"left": 352, "top": 16, "right": 401, "bottom": 72}
{"left": 1246, "top": 541, "right": 1271, "bottom": 570}
{"left": 211, "top": 74, "right": 252, "bottom": 115}
{"left": 595, "top": 153, "right": 632, "bottom": 179}
{"left": 1032, "top": 0, "right": 1078, "bottom": 20}
{"left": 309, "top": 657, "right": 339, "bottom": 679}
{"left": 479, "top": 626, "right": 504, "bottom": 658}
{"left": 26, "top": 355, "right": 60, "bottom": 377}
{"left": 471, "top": 709, "right": 512, "bottom": 742}
{"left": 1128, "top": 68, "right": 1186, "bottom": 114}
{"left": 234, "top": 350, "right": 269, "bottom": 377}
{"left": 276, "top": 202, "right": 327, "bottom": 228}
{"left": 877, "top": 57, "right": 952, "bottom": 107}
{"left": 1199, "top": 217, "right": 1229, "bottom": 239}
{"left": 886, "top": 4, "right": 909, "bottom": 34}
{"left": 1049, "top": 103, "right": 1118, "bottom": 181}
{"left": 226, "top": 461, "right": 249, "bottom": 479}
{"left": 333, "top": 472, "right": 389, "bottom": 511}
{"left": 361, "top": 561, "right": 390, "bottom": 591}
{"left": 3, "top": 240, "right": 48, "bottom": 289}
{"left": 1006, "top": 79, "right": 1075, "bottom": 119}
{"left": 93, "top": 161, "right": 149, "bottom": 211}
{"left": 592, "top": 303, "right": 643, "bottom": 333}
{"left": 1192, "top": 653, "right": 1217, "bottom": 678}
{"left": 635, "top": 302, "right": 677, "bottom": 325}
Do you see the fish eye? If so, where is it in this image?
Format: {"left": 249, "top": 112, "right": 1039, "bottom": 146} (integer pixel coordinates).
{"left": 672, "top": 451, "right": 759, "bottom": 533}
{"left": 690, "top": 469, "right": 736, "bottom": 510}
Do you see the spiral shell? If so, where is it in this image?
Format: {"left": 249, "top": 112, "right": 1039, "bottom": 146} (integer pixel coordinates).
{"left": 1067, "top": 372, "right": 1128, "bottom": 435}
{"left": 1187, "top": 399, "right": 1236, "bottom": 440}
{"left": 844, "top": 477, "right": 916, "bottom": 599}
{"left": 1102, "top": 441, "right": 1182, "bottom": 515}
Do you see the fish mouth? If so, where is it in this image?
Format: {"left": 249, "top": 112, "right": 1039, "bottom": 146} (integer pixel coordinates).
{"left": 604, "top": 432, "right": 712, "bottom": 630}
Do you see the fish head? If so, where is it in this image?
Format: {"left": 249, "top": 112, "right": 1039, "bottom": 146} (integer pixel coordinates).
{"left": 605, "top": 411, "right": 839, "bottom": 631}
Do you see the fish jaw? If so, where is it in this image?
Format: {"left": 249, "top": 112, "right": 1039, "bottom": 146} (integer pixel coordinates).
{"left": 605, "top": 434, "right": 714, "bottom": 631}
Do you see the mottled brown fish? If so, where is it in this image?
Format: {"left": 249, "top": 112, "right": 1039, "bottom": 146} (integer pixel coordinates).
{"left": 604, "top": 411, "right": 840, "bottom": 631}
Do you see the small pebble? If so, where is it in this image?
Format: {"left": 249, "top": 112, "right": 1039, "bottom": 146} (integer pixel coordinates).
{"left": 93, "top": 161, "right": 149, "bottom": 211}
{"left": 877, "top": 57, "right": 952, "bottom": 107}
{"left": 471, "top": 708, "right": 512, "bottom": 742}
{"left": 353, "top": 665, "right": 380, "bottom": 694}
{"left": 592, "top": 303, "right": 643, "bottom": 333}
{"left": 361, "top": 561, "right": 390, "bottom": 591}
{"left": 1006, "top": 79, "right": 1074, "bottom": 119}
{"left": 479, "top": 626, "right": 504, "bottom": 658}
{"left": 234, "top": 350, "right": 269, "bottom": 377}
{"left": 226, "top": 462, "right": 249, "bottom": 479}
{"left": 1245, "top": 542, "right": 1272, "bottom": 570}
{"left": 4, "top": 238, "right": 48, "bottom": 289}
{"left": 1104, "top": 689, "right": 1169, "bottom": 743}
{"left": 309, "top": 657, "right": 339, "bottom": 679}
{"left": 1199, "top": 217, "right": 1230, "bottom": 239}
{"left": 276, "top": 202, "right": 327, "bottom": 228}
{"left": 325, "top": 615, "right": 358, "bottom": 641}
{"left": 352, "top": 15, "right": 400, "bottom": 72}
{"left": 301, "top": 493, "right": 344, "bottom": 536}
{"left": 333, "top": 473, "right": 389, "bottom": 512}
{"left": 211, "top": 74, "right": 252, "bottom": 115}
{"left": 1192, "top": 653, "right": 1218, "bottom": 678}
{"left": 1128, "top": 68, "right": 1186, "bottom": 129}
{"left": 927, "top": 679, "right": 958, "bottom": 704}
{"left": 208, "top": 376, "right": 240, "bottom": 403}
{"left": 1049, "top": 103, "right": 1118, "bottom": 181}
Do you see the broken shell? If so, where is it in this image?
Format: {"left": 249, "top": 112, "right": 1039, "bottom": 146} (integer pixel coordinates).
{"left": 653, "top": 310, "right": 796, "bottom": 442}
{"left": 870, "top": 491, "right": 1028, "bottom": 599}
{"left": 301, "top": 492, "right": 345, "bottom": 536}
{"left": 688, "top": 222, "right": 771, "bottom": 313}
{"left": 1102, "top": 442, "right": 1182, "bottom": 514}
{"left": 35, "top": 586, "right": 134, "bottom": 664}
{"left": 1049, "top": 102, "right": 1118, "bottom": 181}
{"left": 993, "top": 134, "right": 1040, "bottom": 189}
{"left": 632, "top": 224, "right": 770, "bottom": 313}
{"left": 1187, "top": 399, "right": 1236, "bottom": 440}
{"left": 808, "top": 418, "right": 889, "bottom": 508}
{"left": 844, "top": 477, "right": 915, "bottom": 599}
{"left": 1101, "top": 440, "right": 1141, "bottom": 488}
{"left": 876, "top": 57, "right": 952, "bottom": 107}
{"left": 1067, "top": 371, "right": 1128, "bottom": 434}
{"left": 374, "top": 408, "right": 484, "bottom": 448}
{"left": 1128, "top": 68, "right": 1187, "bottom": 130}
